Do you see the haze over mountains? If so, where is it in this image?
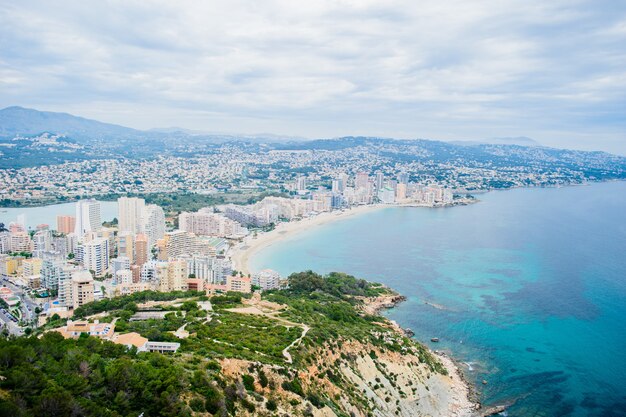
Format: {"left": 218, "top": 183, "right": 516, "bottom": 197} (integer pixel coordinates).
{"left": 0, "top": 105, "right": 583, "bottom": 152}
{"left": 0, "top": 106, "right": 305, "bottom": 144}
{"left": 1, "top": 106, "right": 624, "bottom": 173}
{"left": 0, "top": 106, "right": 143, "bottom": 140}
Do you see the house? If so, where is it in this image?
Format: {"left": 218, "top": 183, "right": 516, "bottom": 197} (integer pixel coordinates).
{"left": 112, "top": 331, "right": 180, "bottom": 353}
{"left": 57, "top": 320, "right": 115, "bottom": 339}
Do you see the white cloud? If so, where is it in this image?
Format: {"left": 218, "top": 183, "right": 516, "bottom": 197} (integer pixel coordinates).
{"left": 0, "top": 0, "right": 625, "bottom": 153}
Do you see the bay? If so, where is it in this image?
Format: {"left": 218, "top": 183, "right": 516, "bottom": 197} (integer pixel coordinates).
{"left": 250, "top": 182, "right": 626, "bottom": 417}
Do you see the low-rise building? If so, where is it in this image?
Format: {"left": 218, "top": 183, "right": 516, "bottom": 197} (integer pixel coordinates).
{"left": 252, "top": 269, "right": 281, "bottom": 290}
{"left": 57, "top": 320, "right": 115, "bottom": 339}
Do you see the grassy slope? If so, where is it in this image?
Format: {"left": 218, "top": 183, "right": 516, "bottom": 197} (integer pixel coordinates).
{"left": 0, "top": 271, "right": 446, "bottom": 417}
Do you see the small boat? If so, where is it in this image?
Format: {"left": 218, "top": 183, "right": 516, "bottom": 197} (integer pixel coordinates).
{"left": 431, "top": 337, "right": 440, "bottom": 343}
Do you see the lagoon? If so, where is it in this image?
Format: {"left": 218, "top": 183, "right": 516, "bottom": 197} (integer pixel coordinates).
{"left": 0, "top": 201, "right": 118, "bottom": 230}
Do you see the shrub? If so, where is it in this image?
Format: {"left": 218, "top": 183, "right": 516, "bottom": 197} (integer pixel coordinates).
{"left": 266, "top": 399, "right": 277, "bottom": 411}
{"left": 242, "top": 374, "right": 255, "bottom": 392}
{"left": 281, "top": 378, "right": 304, "bottom": 397}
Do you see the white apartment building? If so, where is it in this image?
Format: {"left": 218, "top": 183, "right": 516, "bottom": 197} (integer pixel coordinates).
{"left": 74, "top": 199, "right": 102, "bottom": 237}
{"left": 83, "top": 238, "right": 109, "bottom": 277}
{"left": 118, "top": 197, "right": 145, "bottom": 234}
{"left": 179, "top": 209, "right": 248, "bottom": 239}
{"left": 142, "top": 204, "right": 166, "bottom": 247}
{"left": 252, "top": 269, "right": 281, "bottom": 290}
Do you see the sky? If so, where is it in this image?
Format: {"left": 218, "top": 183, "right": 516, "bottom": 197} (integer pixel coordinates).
{"left": 1, "top": 1, "right": 625, "bottom": 154}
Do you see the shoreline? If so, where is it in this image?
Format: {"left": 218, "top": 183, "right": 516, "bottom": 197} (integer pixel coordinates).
{"left": 2, "top": 178, "right": 621, "bottom": 210}
{"left": 230, "top": 200, "right": 477, "bottom": 276}
{"left": 230, "top": 203, "right": 388, "bottom": 275}
{"left": 362, "top": 291, "right": 480, "bottom": 416}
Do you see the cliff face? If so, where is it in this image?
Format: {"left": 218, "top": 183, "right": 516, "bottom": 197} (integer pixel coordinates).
{"left": 215, "top": 291, "right": 477, "bottom": 417}
{"left": 216, "top": 336, "right": 476, "bottom": 417}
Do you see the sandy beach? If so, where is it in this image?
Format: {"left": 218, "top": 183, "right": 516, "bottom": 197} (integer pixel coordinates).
{"left": 230, "top": 204, "right": 386, "bottom": 275}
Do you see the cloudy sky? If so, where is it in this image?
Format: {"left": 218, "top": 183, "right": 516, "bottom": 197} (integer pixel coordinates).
{"left": 1, "top": 0, "right": 625, "bottom": 153}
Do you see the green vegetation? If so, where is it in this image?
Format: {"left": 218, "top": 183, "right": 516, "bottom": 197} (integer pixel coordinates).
{"left": 73, "top": 290, "right": 204, "bottom": 318}
{"left": 0, "top": 271, "right": 447, "bottom": 416}
{"left": 183, "top": 310, "right": 301, "bottom": 363}
{"left": 98, "top": 190, "right": 288, "bottom": 213}
{"left": 0, "top": 332, "right": 191, "bottom": 416}
{"left": 288, "top": 270, "right": 388, "bottom": 298}
{"left": 7, "top": 252, "right": 32, "bottom": 258}
{"left": 265, "top": 271, "right": 446, "bottom": 374}
{"left": 101, "top": 217, "right": 118, "bottom": 228}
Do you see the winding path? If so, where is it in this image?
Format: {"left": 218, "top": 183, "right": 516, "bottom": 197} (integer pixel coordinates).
{"left": 226, "top": 303, "right": 311, "bottom": 364}
{"left": 282, "top": 324, "right": 310, "bottom": 364}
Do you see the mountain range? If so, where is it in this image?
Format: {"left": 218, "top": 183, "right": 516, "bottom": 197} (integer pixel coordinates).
{"left": 1, "top": 106, "right": 540, "bottom": 147}
{"left": 1, "top": 106, "right": 624, "bottom": 173}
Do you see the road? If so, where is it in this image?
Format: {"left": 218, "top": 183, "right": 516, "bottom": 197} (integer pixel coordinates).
{"left": 1, "top": 276, "right": 43, "bottom": 330}
{"left": 0, "top": 308, "right": 23, "bottom": 336}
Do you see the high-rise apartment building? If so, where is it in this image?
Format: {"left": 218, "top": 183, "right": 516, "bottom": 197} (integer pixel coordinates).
{"left": 146, "top": 260, "right": 187, "bottom": 292}
{"left": 0, "top": 232, "right": 9, "bottom": 254}
{"left": 83, "top": 238, "right": 109, "bottom": 277}
{"left": 74, "top": 200, "right": 101, "bottom": 237}
{"left": 32, "top": 230, "right": 52, "bottom": 257}
{"left": 56, "top": 215, "right": 76, "bottom": 234}
{"left": 41, "top": 258, "right": 69, "bottom": 291}
{"left": 179, "top": 210, "right": 248, "bottom": 238}
{"left": 355, "top": 172, "right": 369, "bottom": 190}
{"left": 375, "top": 172, "right": 384, "bottom": 190}
{"left": 396, "top": 183, "right": 407, "bottom": 200}
{"left": 332, "top": 177, "right": 346, "bottom": 194}
{"left": 111, "top": 256, "right": 131, "bottom": 275}
{"left": 9, "top": 232, "right": 31, "bottom": 252}
{"left": 142, "top": 204, "right": 165, "bottom": 247}
{"left": 296, "top": 175, "right": 307, "bottom": 192}
{"left": 134, "top": 233, "right": 149, "bottom": 266}
{"left": 156, "top": 231, "right": 208, "bottom": 260}
{"left": 252, "top": 269, "right": 281, "bottom": 290}
{"left": 118, "top": 197, "right": 145, "bottom": 234}
{"left": 116, "top": 231, "right": 135, "bottom": 263}
{"left": 22, "top": 258, "right": 42, "bottom": 277}
{"left": 71, "top": 270, "right": 94, "bottom": 309}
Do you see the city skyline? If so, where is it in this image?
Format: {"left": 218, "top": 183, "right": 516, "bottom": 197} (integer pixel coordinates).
{"left": 1, "top": 1, "right": 625, "bottom": 154}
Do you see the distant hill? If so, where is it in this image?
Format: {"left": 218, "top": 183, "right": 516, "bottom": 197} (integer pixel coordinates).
{"left": 449, "top": 136, "right": 540, "bottom": 147}
{"left": 148, "top": 126, "right": 206, "bottom": 135}
{"left": 0, "top": 106, "right": 305, "bottom": 144}
{"left": 0, "top": 106, "right": 147, "bottom": 140}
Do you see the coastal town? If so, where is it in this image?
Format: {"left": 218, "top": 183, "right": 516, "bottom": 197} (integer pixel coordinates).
{"left": 1, "top": 0, "right": 624, "bottom": 413}
{"left": 0, "top": 169, "right": 465, "bottom": 336}
{"left": 0, "top": 172, "right": 485, "bottom": 416}
{"left": 3, "top": 135, "right": 624, "bottom": 207}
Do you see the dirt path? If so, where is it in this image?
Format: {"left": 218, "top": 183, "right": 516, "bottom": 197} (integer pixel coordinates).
{"left": 282, "top": 323, "right": 310, "bottom": 363}
{"left": 227, "top": 300, "right": 310, "bottom": 364}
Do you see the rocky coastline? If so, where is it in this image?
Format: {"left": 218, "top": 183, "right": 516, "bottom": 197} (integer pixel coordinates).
{"left": 359, "top": 289, "right": 512, "bottom": 417}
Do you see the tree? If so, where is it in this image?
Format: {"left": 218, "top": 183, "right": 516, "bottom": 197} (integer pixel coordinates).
{"left": 288, "top": 271, "right": 325, "bottom": 293}
{"left": 35, "top": 386, "right": 73, "bottom": 417}
{"left": 241, "top": 374, "right": 255, "bottom": 391}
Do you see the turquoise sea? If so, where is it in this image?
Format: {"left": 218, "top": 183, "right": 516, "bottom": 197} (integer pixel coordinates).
{"left": 250, "top": 182, "right": 626, "bottom": 417}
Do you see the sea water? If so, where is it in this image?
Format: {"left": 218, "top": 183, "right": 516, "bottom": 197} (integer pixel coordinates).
{"left": 250, "top": 182, "right": 626, "bottom": 416}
